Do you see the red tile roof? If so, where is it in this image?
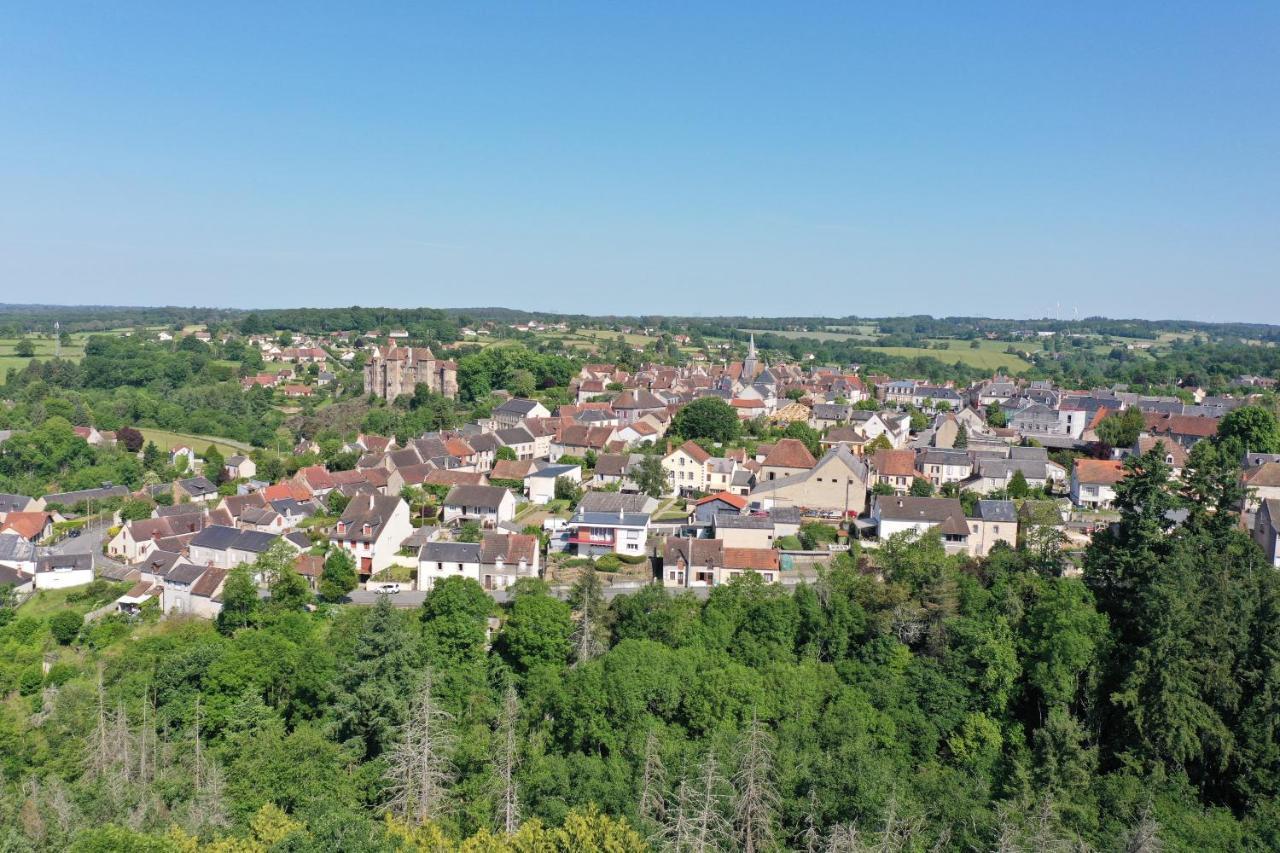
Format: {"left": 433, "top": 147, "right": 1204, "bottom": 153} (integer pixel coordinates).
{"left": 1074, "top": 458, "right": 1127, "bottom": 485}
{"left": 762, "top": 438, "right": 817, "bottom": 470}
{"left": 695, "top": 491, "right": 748, "bottom": 510}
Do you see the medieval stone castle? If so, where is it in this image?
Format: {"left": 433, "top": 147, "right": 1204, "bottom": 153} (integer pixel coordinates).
{"left": 363, "top": 346, "right": 459, "bottom": 400}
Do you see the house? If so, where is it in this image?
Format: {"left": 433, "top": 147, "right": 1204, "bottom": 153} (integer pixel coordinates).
{"left": 0, "top": 511, "right": 53, "bottom": 543}
{"left": 873, "top": 496, "right": 971, "bottom": 554}
{"left": 1072, "top": 459, "right": 1128, "bottom": 508}
{"left": 869, "top": 449, "right": 920, "bottom": 494}
{"left": 577, "top": 491, "right": 659, "bottom": 516}
{"left": 441, "top": 485, "right": 517, "bottom": 527}
{"left": 704, "top": 457, "right": 739, "bottom": 494}
{"left": 0, "top": 564, "right": 34, "bottom": 595}
{"left": 1141, "top": 413, "right": 1220, "bottom": 449}
{"left": 333, "top": 494, "right": 414, "bottom": 578}
{"left": 527, "top": 464, "right": 582, "bottom": 505}
{"left": 478, "top": 532, "right": 540, "bottom": 591}
{"left": 188, "top": 525, "right": 290, "bottom": 572}
{"left": 760, "top": 438, "right": 817, "bottom": 482}
{"left": 750, "top": 445, "right": 869, "bottom": 517}
{"left": 661, "top": 537, "right": 782, "bottom": 588}
{"left": 294, "top": 465, "right": 336, "bottom": 496}
{"left": 821, "top": 425, "right": 871, "bottom": 455}
{"left": 1133, "top": 436, "right": 1189, "bottom": 476}
{"left": 611, "top": 389, "right": 668, "bottom": 424}
{"left": 1253, "top": 498, "right": 1280, "bottom": 568}
{"left": 966, "top": 500, "right": 1018, "bottom": 558}
{"left": 174, "top": 477, "right": 220, "bottom": 503}
{"left": 420, "top": 468, "right": 490, "bottom": 491}
{"left": 961, "top": 457, "right": 1051, "bottom": 495}
{"left": 108, "top": 517, "right": 181, "bottom": 562}
{"left": 493, "top": 398, "right": 550, "bottom": 429}
{"left": 713, "top": 509, "right": 801, "bottom": 548}
{"left": 417, "top": 541, "right": 482, "bottom": 591}
{"left": 1242, "top": 462, "right": 1280, "bottom": 512}
{"left": 663, "top": 440, "right": 712, "bottom": 496}
{"left": 810, "top": 403, "right": 853, "bottom": 431}
{"left": 41, "top": 484, "right": 129, "bottom": 511}
{"left": 169, "top": 445, "right": 198, "bottom": 470}
{"left": 565, "top": 505, "right": 651, "bottom": 556}
{"left": 551, "top": 424, "right": 617, "bottom": 460}
{"left": 692, "top": 491, "right": 748, "bottom": 524}
{"left": 0, "top": 536, "right": 38, "bottom": 578}
{"left": 0, "top": 493, "right": 43, "bottom": 522}
{"left": 495, "top": 427, "right": 537, "bottom": 461}
{"left": 161, "top": 564, "right": 228, "bottom": 618}
{"left": 919, "top": 450, "right": 972, "bottom": 488}
{"left": 591, "top": 453, "right": 641, "bottom": 490}
{"left": 661, "top": 537, "right": 722, "bottom": 588}
{"left": 224, "top": 455, "right": 257, "bottom": 480}
{"left": 33, "top": 553, "right": 95, "bottom": 590}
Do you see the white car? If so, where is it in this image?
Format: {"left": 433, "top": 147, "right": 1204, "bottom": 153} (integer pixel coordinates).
{"left": 373, "top": 582, "right": 402, "bottom": 595}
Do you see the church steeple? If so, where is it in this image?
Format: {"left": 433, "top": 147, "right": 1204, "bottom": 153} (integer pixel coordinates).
{"left": 743, "top": 333, "right": 758, "bottom": 380}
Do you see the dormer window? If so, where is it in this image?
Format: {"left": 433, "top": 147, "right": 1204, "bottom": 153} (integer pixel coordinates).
{"left": 336, "top": 522, "right": 346, "bottom": 534}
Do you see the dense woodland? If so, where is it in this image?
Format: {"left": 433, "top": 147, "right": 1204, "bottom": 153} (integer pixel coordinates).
{"left": 0, "top": 443, "right": 1278, "bottom": 850}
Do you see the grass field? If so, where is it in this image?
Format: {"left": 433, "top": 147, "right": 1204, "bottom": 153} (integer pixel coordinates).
{"left": 0, "top": 334, "right": 88, "bottom": 373}
{"left": 740, "top": 328, "right": 874, "bottom": 343}
{"left": 137, "top": 428, "right": 252, "bottom": 457}
{"left": 874, "top": 343, "right": 1032, "bottom": 372}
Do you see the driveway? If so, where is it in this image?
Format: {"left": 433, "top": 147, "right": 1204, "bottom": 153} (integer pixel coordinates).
{"left": 48, "top": 520, "right": 123, "bottom": 573}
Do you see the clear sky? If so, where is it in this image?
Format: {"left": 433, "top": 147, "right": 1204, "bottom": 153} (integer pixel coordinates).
{"left": 2, "top": 3, "right": 1277, "bottom": 321}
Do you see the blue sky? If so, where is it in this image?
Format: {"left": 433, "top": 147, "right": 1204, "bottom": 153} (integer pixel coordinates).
{"left": 2, "top": 3, "right": 1277, "bottom": 321}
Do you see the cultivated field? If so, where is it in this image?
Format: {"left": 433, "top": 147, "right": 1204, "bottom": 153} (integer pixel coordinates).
{"left": 137, "top": 428, "right": 252, "bottom": 458}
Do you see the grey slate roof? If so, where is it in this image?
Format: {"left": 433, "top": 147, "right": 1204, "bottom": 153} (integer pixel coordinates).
{"left": 35, "top": 553, "right": 92, "bottom": 573}
{"left": 569, "top": 509, "right": 650, "bottom": 527}
{"left": 43, "top": 485, "right": 129, "bottom": 507}
{"left": 0, "top": 536, "right": 36, "bottom": 565}
{"left": 444, "top": 485, "right": 510, "bottom": 510}
{"left": 190, "top": 524, "right": 279, "bottom": 553}
{"left": 419, "top": 542, "right": 482, "bottom": 563}
{"left": 972, "top": 500, "right": 1018, "bottom": 523}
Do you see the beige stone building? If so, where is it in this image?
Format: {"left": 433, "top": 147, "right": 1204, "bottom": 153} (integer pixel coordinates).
{"left": 364, "top": 346, "right": 458, "bottom": 400}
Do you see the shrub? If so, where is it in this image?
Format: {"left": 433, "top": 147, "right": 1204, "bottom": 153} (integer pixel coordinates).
{"left": 49, "top": 610, "right": 83, "bottom": 645}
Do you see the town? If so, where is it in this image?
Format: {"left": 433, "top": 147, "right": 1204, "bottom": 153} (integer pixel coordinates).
{"left": 2, "top": 314, "right": 1277, "bottom": 616}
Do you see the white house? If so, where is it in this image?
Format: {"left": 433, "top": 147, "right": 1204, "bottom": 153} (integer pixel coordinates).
{"left": 333, "top": 494, "right": 414, "bottom": 578}
{"left": 441, "top": 485, "right": 517, "bottom": 527}
{"left": 1071, "top": 459, "right": 1127, "bottom": 508}
{"left": 872, "top": 495, "right": 971, "bottom": 554}
{"left": 566, "top": 506, "right": 650, "bottom": 557}
{"left": 526, "top": 464, "right": 582, "bottom": 505}
{"left": 33, "top": 553, "right": 95, "bottom": 590}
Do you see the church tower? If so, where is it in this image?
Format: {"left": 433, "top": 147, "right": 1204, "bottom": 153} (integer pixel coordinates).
{"left": 742, "top": 333, "right": 758, "bottom": 380}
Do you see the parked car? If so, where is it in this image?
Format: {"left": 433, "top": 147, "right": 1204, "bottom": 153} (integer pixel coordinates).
{"left": 373, "top": 582, "right": 402, "bottom": 595}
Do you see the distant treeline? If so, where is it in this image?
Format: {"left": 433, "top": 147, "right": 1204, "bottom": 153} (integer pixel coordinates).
{"left": 2, "top": 304, "right": 1278, "bottom": 343}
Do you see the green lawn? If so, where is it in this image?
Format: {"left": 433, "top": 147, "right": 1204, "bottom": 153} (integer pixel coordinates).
{"left": 739, "top": 328, "right": 873, "bottom": 343}
{"left": 0, "top": 334, "right": 88, "bottom": 373}
{"left": 873, "top": 343, "right": 1032, "bottom": 372}
{"left": 137, "top": 428, "right": 252, "bottom": 457}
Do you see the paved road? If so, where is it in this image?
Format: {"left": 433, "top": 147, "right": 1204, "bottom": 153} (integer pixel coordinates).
{"left": 47, "top": 520, "right": 123, "bottom": 574}
{"left": 344, "top": 582, "right": 710, "bottom": 608}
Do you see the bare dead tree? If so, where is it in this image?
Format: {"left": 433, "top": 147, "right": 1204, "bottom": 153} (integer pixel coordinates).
{"left": 84, "top": 667, "right": 114, "bottom": 780}
{"left": 1124, "top": 802, "right": 1162, "bottom": 853}
{"left": 823, "top": 822, "right": 865, "bottom": 853}
{"left": 638, "top": 729, "right": 668, "bottom": 827}
{"left": 186, "top": 756, "right": 230, "bottom": 832}
{"left": 732, "top": 713, "right": 780, "bottom": 853}
{"left": 492, "top": 684, "right": 521, "bottom": 835}
{"left": 384, "top": 670, "right": 456, "bottom": 824}
{"left": 570, "top": 566, "right": 606, "bottom": 665}
{"left": 658, "top": 778, "right": 696, "bottom": 852}
{"left": 800, "top": 790, "right": 823, "bottom": 853}
{"left": 686, "top": 751, "right": 732, "bottom": 853}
